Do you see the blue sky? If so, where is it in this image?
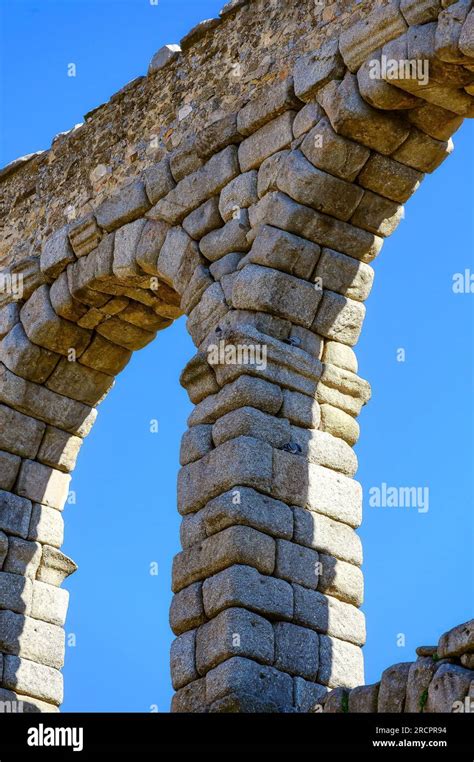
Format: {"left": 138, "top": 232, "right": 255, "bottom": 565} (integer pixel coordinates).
{"left": 1, "top": 0, "right": 473, "bottom": 713}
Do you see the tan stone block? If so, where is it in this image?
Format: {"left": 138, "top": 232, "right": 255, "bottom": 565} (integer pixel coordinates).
{"left": 78, "top": 334, "right": 132, "bottom": 375}
{"left": 46, "top": 358, "right": 114, "bottom": 405}
{"left": 16, "top": 460, "right": 70, "bottom": 511}
{"left": 238, "top": 111, "right": 296, "bottom": 172}
{"left": 21, "top": 285, "right": 91, "bottom": 357}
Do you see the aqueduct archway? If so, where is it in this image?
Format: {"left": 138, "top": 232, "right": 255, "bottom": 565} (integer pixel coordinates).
{"left": 0, "top": 0, "right": 473, "bottom": 713}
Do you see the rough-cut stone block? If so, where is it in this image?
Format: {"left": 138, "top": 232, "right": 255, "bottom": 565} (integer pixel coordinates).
{"left": 68, "top": 214, "right": 102, "bottom": 258}
{"left": 249, "top": 192, "right": 383, "bottom": 263}
{"left": 205, "top": 656, "right": 294, "bottom": 712}
{"left": 322, "top": 686, "right": 349, "bottom": 713}
{"left": 170, "top": 138, "right": 204, "bottom": 183}
{"left": 203, "top": 487, "right": 293, "bottom": 541}
{"left": 392, "top": 129, "right": 453, "bottom": 173}
{"left": 238, "top": 78, "right": 300, "bottom": 136}
{"left": 178, "top": 436, "right": 273, "bottom": 515}
{"left": 293, "top": 40, "right": 345, "bottom": 101}
{"left": 49, "top": 271, "right": 88, "bottom": 323}
{"left": 196, "top": 607, "right": 274, "bottom": 675}
{"left": 212, "top": 407, "right": 290, "bottom": 449}
{"left": 0, "top": 451, "right": 21, "bottom": 491}
{"left": 274, "top": 621, "right": 319, "bottom": 679}
{"left": 157, "top": 226, "right": 201, "bottom": 295}
{"left": 459, "top": 8, "right": 474, "bottom": 56}
{"left": 4, "top": 538, "right": 41, "bottom": 579}
{"left": 339, "top": 0, "right": 407, "bottom": 72}
{"left": 16, "top": 460, "right": 70, "bottom": 511}
{"left": 306, "top": 462, "right": 362, "bottom": 528}
{"left": 37, "top": 426, "right": 82, "bottom": 474}
{"left": 315, "top": 248, "right": 374, "bottom": 302}
{"left": 46, "top": 358, "right": 113, "bottom": 406}
{"left": 135, "top": 219, "right": 169, "bottom": 275}
{"left": 426, "top": 663, "right": 473, "bottom": 712}
{"left": 180, "top": 352, "right": 220, "bottom": 405}
{"left": 292, "top": 427, "right": 358, "bottom": 477}
{"left": 435, "top": 1, "right": 472, "bottom": 63}
{"left": 0, "top": 686, "right": 59, "bottom": 713}
{"left": 238, "top": 112, "right": 296, "bottom": 172}
{"left": 96, "top": 316, "right": 155, "bottom": 351}
{"left": 320, "top": 404, "right": 360, "bottom": 447}
{"left": 0, "top": 302, "right": 20, "bottom": 339}
{"left": 280, "top": 389, "right": 321, "bottom": 429}
{"left": 200, "top": 214, "right": 251, "bottom": 262}
{"left": 275, "top": 539, "right": 319, "bottom": 591}
{"left": 276, "top": 150, "right": 364, "bottom": 222}
{"left": 170, "top": 630, "right": 197, "bottom": 690}
{"left": 151, "top": 146, "right": 240, "bottom": 224}
{"left": 209, "top": 252, "right": 243, "bottom": 282}
{"left": 182, "top": 197, "right": 223, "bottom": 241}
{"left": 293, "top": 103, "right": 323, "bottom": 140}
{"left": 405, "top": 657, "right": 439, "bottom": 713}
{"left": 351, "top": 191, "right": 404, "bottom": 238}
{"left": 317, "top": 74, "right": 410, "bottom": 155}
{"left": 180, "top": 512, "right": 206, "bottom": 549}
{"left": 257, "top": 150, "right": 291, "bottom": 197}
{"left": 293, "top": 508, "right": 362, "bottom": 566}
{"left": 0, "top": 322, "right": 60, "bottom": 384}
{"left": 31, "top": 580, "right": 69, "bottom": 627}
{"left": 36, "top": 546, "right": 77, "bottom": 587}
{"left": 400, "top": 0, "right": 441, "bottom": 26}
{"left": 361, "top": 154, "right": 424, "bottom": 205}
{"left": 232, "top": 263, "right": 322, "bottom": 328}
{"left": 112, "top": 218, "right": 147, "bottom": 280}
{"left": 189, "top": 375, "right": 283, "bottom": 426}
{"left": 79, "top": 334, "right": 132, "bottom": 376}
{"left": 148, "top": 44, "right": 181, "bottom": 74}
{"left": 172, "top": 525, "right": 275, "bottom": 593}
{"left": 301, "top": 118, "right": 370, "bottom": 183}
{"left": 294, "top": 677, "right": 328, "bottom": 712}
{"left": 95, "top": 180, "right": 150, "bottom": 231}
{"left": 181, "top": 265, "right": 213, "bottom": 315}
{"left": 318, "top": 551, "right": 364, "bottom": 607}
{"left": 219, "top": 171, "right": 258, "bottom": 222}
{"left": 186, "top": 282, "right": 228, "bottom": 345}
{"left": 0, "top": 531, "right": 7, "bottom": 567}
{"left": 170, "top": 582, "right": 206, "bottom": 636}
{"left": 171, "top": 677, "right": 206, "bottom": 713}
{"left": 293, "top": 584, "right": 366, "bottom": 646}
{"left": 378, "top": 662, "right": 412, "bottom": 712}
{"left": 438, "top": 619, "right": 474, "bottom": 658}
{"left": 196, "top": 113, "right": 242, "bottom": 161}
{"left": 408, "top": 102, "right": 464, "bottom": 140}
{"left": 0, "top": 491, "right": 32, "bottom": 539}
{"left": 357, "top": 55, "right": 421, "bottom": 112}
{"left": 203, "top": 563, "right": 293, "bottom": 621}
{"left": 3, "top": 655, "right": 63, "bottom": 705}
{"left": 323, "top": 341, "right": 358, "bottom": 373}
{"left": 0, "top": 610, "right": 65, "bottom": 669}
{"left": 179, "top": 425, "right": 213, "bottom": 466}
{"left": 313, "top": 290, "right": 366, "bottom": 347}
{"left": 28, "top": 504, "right": 64, "bottom": 548}
{"left": 143, "top": 158, "right": 175, "bottom": 205}
{"left": 21, "top": 285, "right": 91, "bottom": 357}
{"left": 319, "top": 635, "right": 364, "bottom": 689}
{"left": 245, "top": 224, "right": 320, "bottom": 279}
{"left": 40, "top": 226, "right": 76, "bottom": 280}
{"left": 0, "top": 571, "right": 32, "bottom": 614}
{"left": 349, "top": 683, "right": 380, "bottom": 713}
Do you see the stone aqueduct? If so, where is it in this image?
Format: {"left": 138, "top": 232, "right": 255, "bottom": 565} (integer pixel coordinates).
{"left": 0, "top": 0, "right": 473, "bottom": 713}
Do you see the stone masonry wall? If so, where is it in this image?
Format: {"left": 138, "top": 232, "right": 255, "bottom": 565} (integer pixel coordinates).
{"left": 0, "top": 0, "right": 473, "bottom": 712}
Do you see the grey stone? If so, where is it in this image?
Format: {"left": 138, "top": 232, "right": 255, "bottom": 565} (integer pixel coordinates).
{"left": 37, "top": 427, "right": 82, "bottom": 474}
{"left": 319, "top": 635, "right": 364, "bottom": 689}
{"left": 275, "top": 539, "right": 319, "bottom": 590}
{"left": 351, "top": 190, "right": 404, "bottom": 238}
{"left": 293, "top": 508, "right": 362, "bottom": 566}
{"left": 21, "top": 285, "right": 91, "bottom": 357}
{"left": 195, "top": 113, "right": 242, "bottom": 161}
{"left": 0, "top": 322, "right": 60, "bottom": 384}
{"left": 180, "top": 512, "right": 206, "bottom": 549}
{"left": 16, "top": 460, "right": 70, "bottom": 511}
{"left": 291, "top": 427, "right": 358, "bottom": 477}
{"left": 67, "top": 214, "right": 102, "bottom": 258}
{"left": 95, "top": 180, "right": 150, "bottom": 232}
{"left": 294, "top": 677, "right": 328, "bottom": 712}
{"left": 182, "top": 197, "right": 223, "bottom": 240}
{"left": 205, "top": 656, "right": 294, "bottom": 712}
{"left": 202, "top": 486, "right": 293, "bottom": 540}
{"left": 320, "top": 403, "right": 360, "bottom": 447}
{"left": 196, "top": 607, "right": 274, "bottom": 675}
{"left": 378, "top": 662, "right": 412, "bottom": 712}
{"left": 348, "top": 683, "right": 380, "bottom": 713}
{"left": 438, "top": 619, "right": 474, "bottom": 658}
{"left": 358, "top": 153, "right": 423, "bottom": 203}
{"left": 157, "top": 225, "right": 201, "bottom": 295}
{"left": 4, "top": 538, "right": 42, "bottom": 579}
{"left": 322, "top": 686, "right": 349, "bottom": 713}
{"left": 318, "top": 553, "right": 364, "bottom": 607}
{"left": 112, "top": 218, "right": 147, "bottom": 279}
{"left": 31, "top": 581, "right": 69, "bottom": 626}
{"left": 0, "top": 303, "right": 20, "bottom": 339}
{"left": 237, "top": 78, "right": 300, "bottom": 136}
{"left": 135, "top": 219, "right": 170, "bottom": 275}
{"left": 435, "top": 0, "right": 472, "bottom": 63}
{"left": 143, "top": 157, "right": 176, "bottom": 205}
{"left": 36, "top": 546, "right": 77, "bottom": 587}
{"left": 79, "top": 334, "right": 132, "bottom": 376}
{"left": 209, "top": 252, "right": 243, "bottom": 281}
{"left": 293, "top": 40, "right": 345, "bottom": 101}
{"left": 293, "top": 103, "right": 323, "bottom": 139}
{"left": 28, "top": 503, "right": 64, "bottom": 548}
{"left": 0, "top": 450, "right": 21, "bottom": 491}
{"left": 171, "top": 678, "right": 207, "bottom": 713}
{"left": 0, "top": 610, "right": 65, "bottom": 668}
{"left": 0, "top": 491, "right": 32, "bottom": 539}
{"left": 202, "top": 564, "right": 293, "bottom": 620}
{"left": 170, "top": 582, "right": 206, "bottom": 636}
{"left": 280, "top": 389, "right": 321, "bottom": 429}
{"left": 293, "top": 584, "right": 366, "bottom": 645}
{"left": 245, "top": 224, "right": 320, "bottom": 279}
{"left": 2, "top": 655, "right": 63, "bottom": 705}
{"left": 315, "top": 248, "right": 374, "bottom": 302}
{"left": 200, "top": 212, "right": 251, "bottom": 262}
{"left": 238, "top": 111, "right": 296, "bottom": 172}
{"left": 170, "top": 630, "right": 198, "bottom": 690}
{"left": 313, "top": 290, "right": 366, "bottom": 346}
{"left": 0, "top": 571, "right": 32, "bottom": 614}
{"left": 257, "top": 149, "right": 291, "bottom": 197}
{"left": 148, "top": 43, "right": 181, "bottom": 74}
{"left": 40, "top": 226, "right": 76, "bottom": 281}
{"left": 219, "top": 171, "right": 258, "bottom": 222}
{"left": 426, "top": 663, "right": 473, "bottom": 712}
{"left": 339, "top": 0, "right": 408, "bottom": 72}
{"left": 274, "top": 621, "right": 319, "bottom": 679}
{"left": 46, "top": 358, "right": 114, "bottom": 406}
{"left": 400, "top": 0, "right": 442, "bottom": 26}
{"left": 179, "top": 425, "right": 213, "bottom": 466}
{"left": 405, "top": 657, "right": 439, "bottom": 712}
{"left": 212, "top": 406, "right": 291, "bottom": 448}
{"left": 300, "top": 117, "right": 370, "bottom": 183}
{"left": 180, "top": 17, "right": 222, "bottom": 50}
{"left": 170, "top": 138, "right": 204, "bottom": 182}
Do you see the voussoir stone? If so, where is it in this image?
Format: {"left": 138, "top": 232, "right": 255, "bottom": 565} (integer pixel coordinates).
{"left": 95, "top": 180, "right": 150, "bottom": 231}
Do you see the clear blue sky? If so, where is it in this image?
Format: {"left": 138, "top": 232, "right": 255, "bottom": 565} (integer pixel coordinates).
{"left": 1, "top": 0, "right": 473, "bottom": 713}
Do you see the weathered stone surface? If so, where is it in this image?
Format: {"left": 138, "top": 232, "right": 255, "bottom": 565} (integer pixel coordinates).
{"left": 315, "top": 248, "right": 374, "bottom": 302}
{"left": 280, "top": 389, "right": 321, "bottom": 429}
{"left": 180, "top": 512, "right": 206, "bottom": 549}
{"left": 351, "top": 191, "right": 404, "bottom": 238}
{"left": 460, "top": 653, "right": 474, "bottom": 669}
{"left": 339, "top": 0, "right": 408, "bottom": 72}
{"left": 249, "top": 192, "right": 383, "bottom": 263}
{"left": 293, "top": 103, "right": 323, "bottom": 139}
{"left": 319, "top": 634, "right": 364, "bottom": 688}
{"left": 96, "top": 316, "right": 155, "bottom": 351}
{"left": 0, "top": 610, "right": 65, "bottom": 669}
{"left": 426, "top": 663, "right": 473, "bottom": 712}
{"left": 0, "top": 490, "right": 32, "bottom": 539}
{"left": 179, "top": 425, "right": 213, "bottom": 466}
{"left": 180, "top": 352, "right": 220, "bottom": 405}
{"left": 205, "top": 656, "right": 294, "bottom": 712}
{"left": 200, "top": 213, "right": 251, "bottom": 262}
{"left": 95, "top": 180, "right": 150, "bottom": 231}
{"left": 293, "top": 508, "right": 362, "bottom": 566}
{"left": 378, "top": 662, "right": 412, "bottom": 712}
{"left": 357, "top": 54, "right": 421, "bottom": 111}
{"left": 0, "top": 686, "right": 59, "bottom": 713}
{"left": 293, "top": 584, "right": 365, "bottom": 645}
{"left": 232, "top": 264, "right": 322, "bottom": 328}
{"left": 400, "top": 0, "right": 442, "bottom": 26}
{"left": 40, "top": 226, "right": 76, "bottom": 280}
{"left": 28, "top": 503, "right": 64, "bottom": 548}
{"left": 459, "top": 8, "right": 474, "bottom": 57}
{"left": 112, "top": 218, "right": 147, "bottom": 280}
{"left": 209, "top": 252, "right": 243, "bottom": 282}
{"left": 196, "top": 607, "right": 274, "bottom": 675}
{"left": 36, "top": 546, "right": 77, "bottom": 587}
{"left": 202, "top": 564, "right": 293, "bottom": 620}
{"left": 0, "top": 531, "right": 7, "bottom": 567}
{"left": 0, "top": 571, "right": 32, "bottom": 614}
{"left": 245, "top": 224, "right": 320, "bottom": 279}
{"left": 392, "top": 129, "right": 453, "bottom": 173}
{"left": 322, "top": 686, "right": 349, "bottom": 713}
{"left": 317, "top": 74, "right": 410, "bottom": 155}
{"left": 301, "top": 118, "right": 370, "bottom": 182}
{"left": 135, "top": 219, "right": 169, "bottom": 275}
{"left": 143, "top": 157, "right": 175, "bottom": 205}
{"left": 203, "top": 487, "right": 293, "bottom": 541}
{"left": 294, "top": 677, "right": 328, "bottom": 712}
{"left": 293, "top": 40, "right": 345, "bottom": 101}
{"left": 79, "top": 334, "right": 132, "bottom": 376}
{"left": 408, "top": 102, "right": 464, "bottom": 140}
{"left": 313, "top": 290, "right": 366, "bottom": 347}
{"left": 320, "top": 403, "right": 360, "bottom": 447}
{"left": 183, "top": 197, "right": 223, "bottom": 241}
{"left": 169, "top": 581, "right": 206, "bottom": 636}
{"left": 181, "top": 265, "right": 213, "bottom": 315}
{"left": 435, "top": 1, "right": 472, "bottom": 63}
{"left": 157, "top": 225, "right": 201, "bottom": 294}
{"left": 318, "top": 553, "right": 364, "bottom": 607}
{"left": 187, "top": 282, "right": 228, "bottom": 345}
{"left": 257, "top": 150, "right": 291, "bottom": 197}
{"left": 274, "top": 621, "right": 319, "bottom": 679}
{"left": 21, "top": 285, "right": 91, "bottom": 357}
{"left": 323, "top": 341, "right": 358, "bottom": 373}
{"left": 212, "top": 406, "right": 290, "bottom": 449}
{"left": 31, "top": 580, "right": 69, "bottom": 627}
{"left": 49, "top": 271, "right": 88, "bottom": 323}
{"left": 405, "top": 657, "right": 439, "bottom": 712}
{"left": 238, "top": 78, "right": 300, "bottom": 136}
{"left": 438, "top": 619, "right": 474, "bottom": 658}
{"left": 170, "top": 138, "right": 204, "bottom": 183}
{"left": 276, "top": 150, "right": 364, "bottom": 222}
{"left": 172, "top": 524, "right": 275, "bottom": 592}
{"left": 0, "top": 450, "right": 21, "bottom": 491}
{"left": 171, "top": 677, "right": 207, "bottom": 713}
{"left": 238, "top": 112, "right": 296, "bottom": 172}
{"left": 219, "top": 171, "right": 258, "bottom": 222}
{"left": 68, "top": 214, "right": 102, "bottom": 258}
{"left": 16, "top": 460, "right": 70, "bottom": 511}
{"left": 0, "top": 322, "right": 60, "bottom": 383}
{"left": 358, "top": 153, "right": 424, "bottom": 204}
{"left": 3, "top": 538, "right": 42, "bottom": 579}
{"left": 46, "top": 358, "right": 113, "bottom": 406}
{"left": 180, "top": 17, "right": 222, "bottom": 50}
{"left": 0, "top": 302, "right": 20, "bottom": 338}
{"left": 275, "top": 539, "right": 319, "bottom": 591}
{"left": 170, "top": 630, "right": 198, "bottom": 690}
{"left": 148, "top": 44, "right": 181, "bottom": 75}
{"left": 151, "top": 146, "right": 240, "bottom": 224}
{"left": 2, "top": 655, "right": 63, "bottom": 705}
{"left": 349, "top": 683, "right": 380, "bottom": 713}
